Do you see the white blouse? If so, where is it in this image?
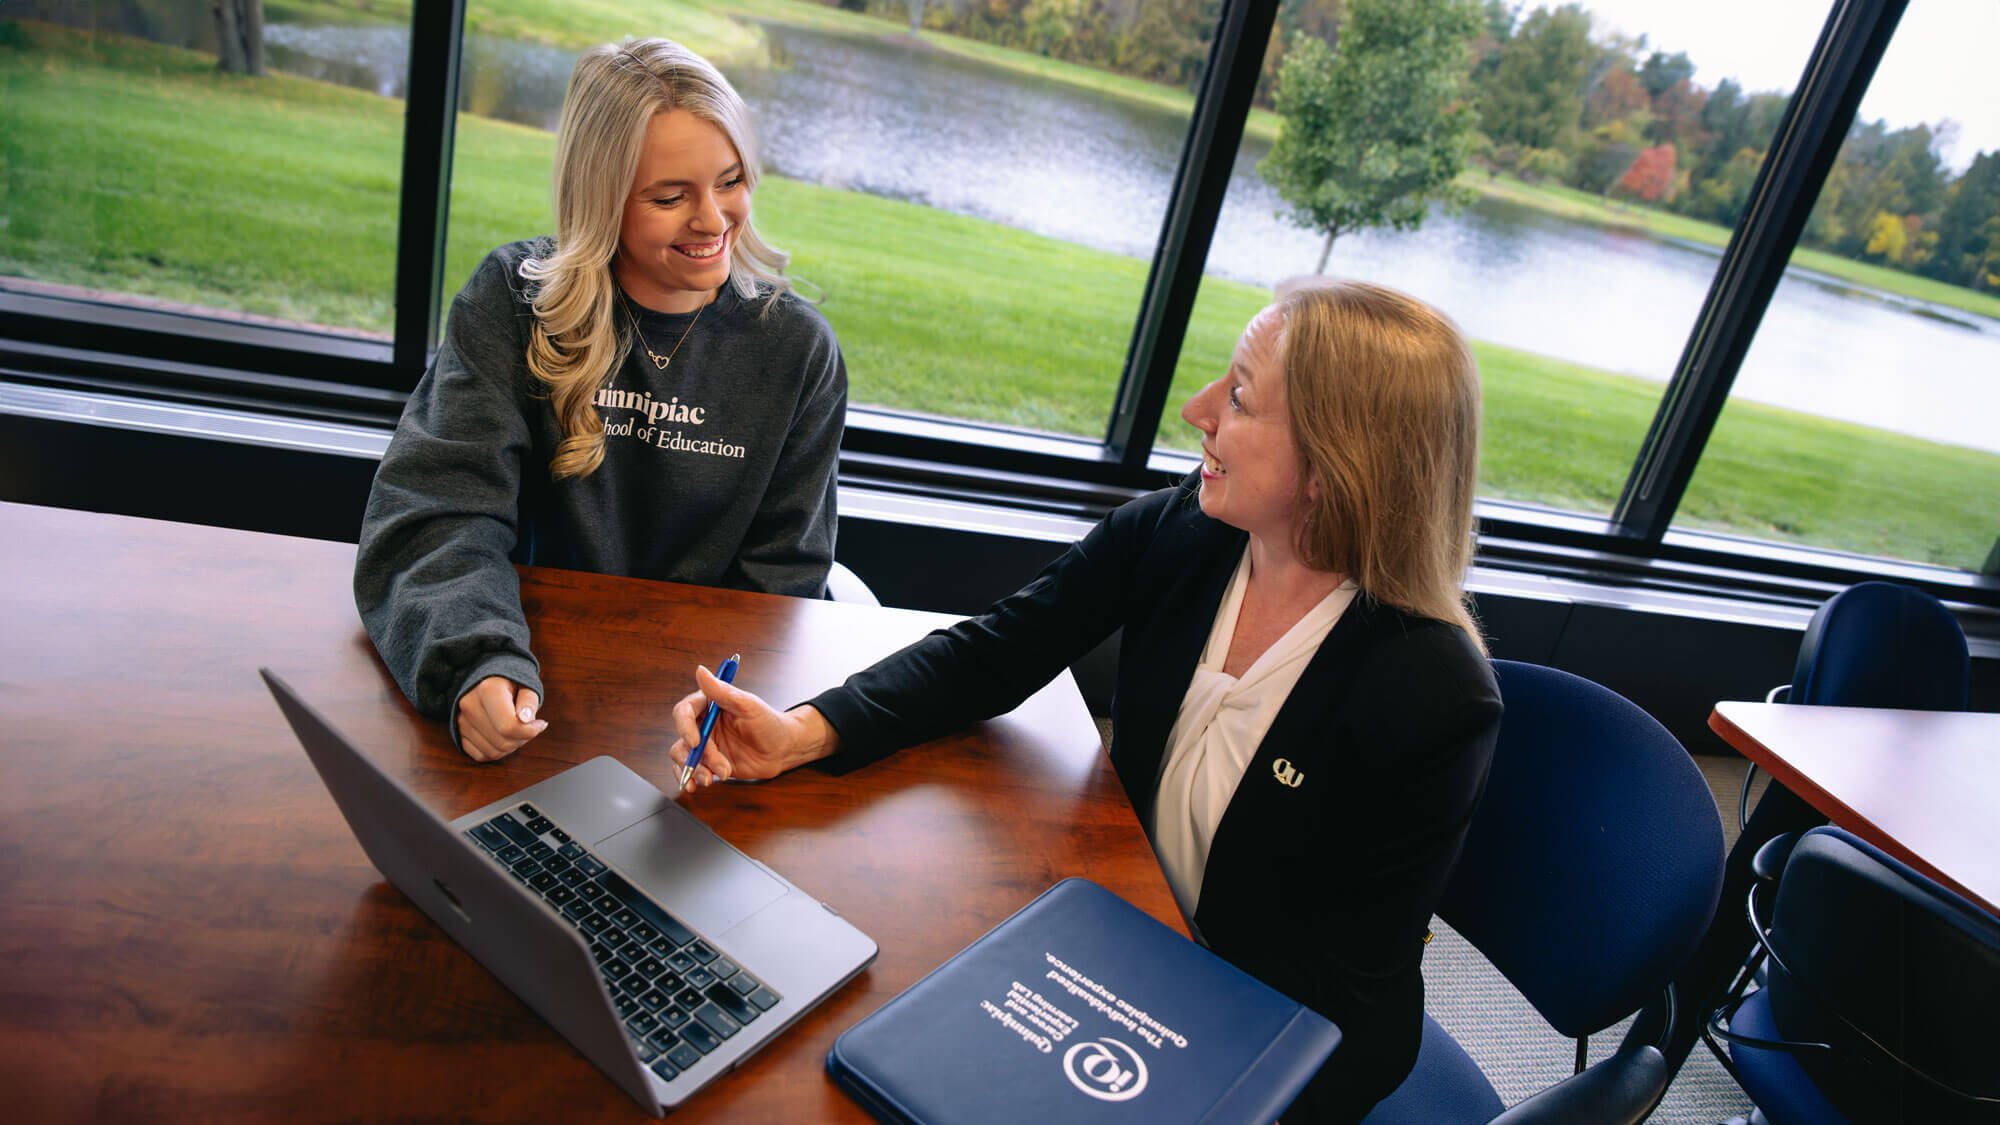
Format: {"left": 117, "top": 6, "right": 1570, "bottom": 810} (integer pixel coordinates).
{"left": 1151, "top": 547, "right": 1358, "bottom": 921}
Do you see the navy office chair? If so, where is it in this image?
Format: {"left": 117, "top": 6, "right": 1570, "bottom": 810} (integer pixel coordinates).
{"left": 1362, "top": 661, "right": 1726, "bottom": 1125}
{"left": 1664, "top": 582, "right": 1973, "bottom": 1078}
{"left": 1741, "top": 581, "right": 1970, "bottom": 834}
{"left": 1728, "top": 582, "right": 1972, "bottom": 1004}
{"left": 1707, "top": 826, "right": 2000, "bottom": 1124}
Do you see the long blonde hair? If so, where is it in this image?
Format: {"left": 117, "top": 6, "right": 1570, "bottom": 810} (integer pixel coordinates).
{"left": 1280, "top": 280, "right": 1486, "bottom": 652}
{"left": 521, "top": 38, "right": 792, "bottom": 480}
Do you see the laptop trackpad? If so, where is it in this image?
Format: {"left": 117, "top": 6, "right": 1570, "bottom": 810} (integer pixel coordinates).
{"left": 593, "top": 809, "right": 788, "bottom": 937}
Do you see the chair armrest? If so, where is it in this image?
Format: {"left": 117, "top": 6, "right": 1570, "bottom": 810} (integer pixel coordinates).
{"left": 1485, "top": 1044, "right": 1668, "bottom": 1125}
{"left": 1751, "top": 831, "right": 1801, "bottom": 883}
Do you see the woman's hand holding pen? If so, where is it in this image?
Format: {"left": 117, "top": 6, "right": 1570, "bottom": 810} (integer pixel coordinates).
{"left": 667, "top": 664, "right": 840, "bottom": 790}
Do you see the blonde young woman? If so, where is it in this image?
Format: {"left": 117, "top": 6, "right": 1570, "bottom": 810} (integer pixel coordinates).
{"left": 356, "top": 39, "right": 846, "bottom": 763}
{"left": 666, "top": 282, "right": 1503, "bottom": 1122}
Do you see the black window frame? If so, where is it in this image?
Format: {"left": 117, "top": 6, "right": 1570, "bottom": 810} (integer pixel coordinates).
{"left": 2, "top": 0, "right": 1994, "bottom": 609}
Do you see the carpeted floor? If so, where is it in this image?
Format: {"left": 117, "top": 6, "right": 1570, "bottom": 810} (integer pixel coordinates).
{"left": 1091, "top": 716, "right": 1766, "bottom": 1121}
{"left": 1424, "top": 754, "right": 1764, "bottom": 1123}
{"left": 1423, "top": 918, "right": 1749, "bottom": 1122}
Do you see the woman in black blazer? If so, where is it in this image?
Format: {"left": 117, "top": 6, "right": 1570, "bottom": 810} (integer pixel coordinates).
{"left": 670, "top": 281, "right": 1503, "bottom": 1121}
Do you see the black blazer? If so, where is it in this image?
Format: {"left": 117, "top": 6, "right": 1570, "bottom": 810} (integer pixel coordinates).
{"left": 812, "top": 482, "right": 1502, "bottom": 1121}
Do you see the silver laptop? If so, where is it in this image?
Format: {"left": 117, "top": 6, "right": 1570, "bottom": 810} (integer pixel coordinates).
{"left": 261, "top": 669, "right": 877, "bottom": 1115}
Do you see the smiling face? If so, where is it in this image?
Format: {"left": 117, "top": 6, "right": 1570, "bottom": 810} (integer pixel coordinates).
{"left": 613, "top": 109, "right": 750, "bottom": 313}
{"left": 1179, "top": 304, "right": 1308, "bottom": 543}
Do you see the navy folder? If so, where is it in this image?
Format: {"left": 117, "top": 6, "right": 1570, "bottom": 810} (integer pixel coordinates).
{"left": 826, "top": 878, "right": 1340, "bottom": 1124}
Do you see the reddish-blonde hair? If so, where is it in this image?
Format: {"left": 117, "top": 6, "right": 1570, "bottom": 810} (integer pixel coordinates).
{"left": 1279, "top": 279, "right": 1485, "bottom": 652}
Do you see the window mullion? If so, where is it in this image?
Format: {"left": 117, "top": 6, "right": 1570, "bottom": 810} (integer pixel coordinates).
{"left": 1105, "top": 0, "right": 1278, "bottom": 474}
{"left": 391, "top": 0, "right": 469, "bottom": 385}
{"left": 1611, "top": 0, "right": 1907, "bottom": 542}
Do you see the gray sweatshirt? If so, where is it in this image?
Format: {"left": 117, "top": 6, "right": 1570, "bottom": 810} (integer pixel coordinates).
{"left": 355, "top": 239, "right": 845, "bottom": 732}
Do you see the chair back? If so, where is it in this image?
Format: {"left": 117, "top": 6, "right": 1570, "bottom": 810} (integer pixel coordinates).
{"left": 1438, "top": 661, "right": 1725, "bottom": 1038}
{"left": 1763, "top": 826, "right": 2000, "bottom": 1119}
{"left": 825, "top": 560, "right": 882, "bottom": 606}
{"left": 1790, "top": 581, "right": 1969, "bottom": 710}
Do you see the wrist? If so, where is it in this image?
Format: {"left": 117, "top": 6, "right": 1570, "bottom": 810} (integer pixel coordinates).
{"left": 786, "top": 704, "right": 840, "bottom": 766}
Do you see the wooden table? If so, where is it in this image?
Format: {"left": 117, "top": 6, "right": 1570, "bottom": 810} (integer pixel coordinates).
{"left": 0, "top": 501, "right": 1181, "bottom": 1121}
{"left": 1710, "top": 700, "right": 2000, "bottom": 916}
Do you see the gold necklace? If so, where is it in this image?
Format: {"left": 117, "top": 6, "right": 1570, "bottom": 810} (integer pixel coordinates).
{"left": 624, "top": 298, "right": 705, "bottom": 370}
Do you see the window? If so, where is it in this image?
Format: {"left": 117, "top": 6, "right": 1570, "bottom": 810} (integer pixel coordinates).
{"left": 0, "top": 7, "right": 405, "bottom": 341}
{"left": 1675, "top": 0, "right": 2000, "bottom": 574}
{"left": 1165, "top": 0, "right": 1824, "bottom": 527}
{"left": 439, "top": 2, "right": 1196, "bottom": 450}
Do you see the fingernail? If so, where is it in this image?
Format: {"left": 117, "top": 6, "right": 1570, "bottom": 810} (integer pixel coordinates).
{"left": 532, "top": 720, "right": 548, "bottom": 733}
{"left": 519, "top": 707, "right": 535, "bottom": 722}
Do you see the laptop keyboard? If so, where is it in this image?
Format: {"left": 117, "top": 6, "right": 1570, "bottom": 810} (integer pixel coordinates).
{"left": 464, "top": 803, "right": 782, "bottom": 1085}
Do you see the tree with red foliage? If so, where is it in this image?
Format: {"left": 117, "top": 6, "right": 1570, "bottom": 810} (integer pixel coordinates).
{"left": 1648, "top": 78, "right": 1709, "bottom": 148}
{"left": 1584, "top": 65, "right": 1649, "bottom": 129}
{"left": 1618, "top": 143, "right": 1677, "bottom": 203}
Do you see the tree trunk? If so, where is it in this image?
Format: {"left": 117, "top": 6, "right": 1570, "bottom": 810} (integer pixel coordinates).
{"left": 1314, "top": 227, "right": 1338, "bottom": 275}
{"left": 907, "top": 0, "right": 924, "bottom": 33}
{"left": 212, "top": 0, "right": 265, "bottom": 76}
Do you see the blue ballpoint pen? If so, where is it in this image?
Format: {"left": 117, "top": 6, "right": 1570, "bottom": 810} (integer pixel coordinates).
{"left": 678, "top": 653, "right": 740, "bottom": 794}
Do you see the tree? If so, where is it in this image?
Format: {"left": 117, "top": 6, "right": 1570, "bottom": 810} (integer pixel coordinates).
{"left": 1466, "top": 0, "right": 1514, "bottom": 90}
{"left": 1815, "top": 119, "right": 1950, "bottom": 257}
{"left": 1616, "top": 143, "right": 1676, "bottom": 203}
{"left": 1582, "top": 64, "right": 1648, "bottom": 129}
{"left": 1573, "top": 119, "right": 1645, "bottom": 194}
{"left": 1637, "top": 49, "right": 1694, "bottom": 98}
{"left": 212, "top": 0, "right": 265, "bottom": 76}
{"left": 1699, "top": 78, "right": 1751, "bottom": 161}
{"left": 1475, "top": 4, "right": 1594, "bottom": 154}
{"left": 1863, "top": 210, "right": 1908, "bottom": 262}
{"left": 1647, "top": 78, "right": 1707, "bottom": 148}
{"left": 1927, "top": 150, "right": 2000, "bottom": 289}
{"left": 1684, "top": 145, "right": 1763, "bottom": 226}
{"left": 1258, "top": 0, "right": 1346, "bottom": 103}
{"left": 1260, "top": 0, "right": 1483, "bottom": 273}
{"left": 1114, "top": 0, "right": 1206, "bottom": 88}
{"left": 1022, "top": 0, "right": 1076, "bottom": 53}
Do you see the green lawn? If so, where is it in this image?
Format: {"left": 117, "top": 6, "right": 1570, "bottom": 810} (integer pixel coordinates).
{"left": 271, "top": 0, "right": 762, "bottom": 60}
{"left": 0, "top": 25, "right": 406, "bottom": 328}
{"left": 3, "top": 21, "right": 1994, "bottom": 570}
{"left": 1681, "top": 400, "right": 2000, "bottom": 566}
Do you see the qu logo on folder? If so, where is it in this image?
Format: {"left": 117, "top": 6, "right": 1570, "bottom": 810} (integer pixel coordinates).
{"left": 1063, "top": 1037, "right": 1149, "bottom": 1102}
{"left": 1272, "top": 758, "right": 1305, "bottom": 789}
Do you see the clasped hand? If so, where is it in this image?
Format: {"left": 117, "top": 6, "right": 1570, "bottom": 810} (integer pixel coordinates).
{"left": 457, "top": 675, "right": 547, "bottom": 762}
{"left": 667, "top": 664, "right": 840, "bottom": 790}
